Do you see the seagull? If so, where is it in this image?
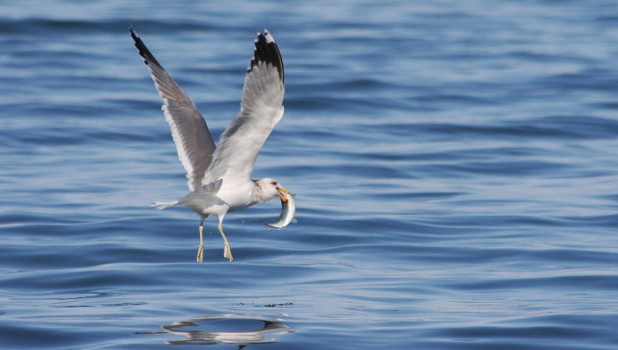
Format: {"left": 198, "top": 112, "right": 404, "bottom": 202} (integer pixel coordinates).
{"left": 130, "top": 28, "right": 292, "bottom": 263}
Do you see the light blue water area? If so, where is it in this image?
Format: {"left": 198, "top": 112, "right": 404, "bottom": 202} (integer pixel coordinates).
{"left": 1, "top": 0, "right": 617, "bottom": 349}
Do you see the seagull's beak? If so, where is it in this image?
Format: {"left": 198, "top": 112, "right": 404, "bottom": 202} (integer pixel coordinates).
{"left": 277, "top": 186, "right": 291, "bottom": 202}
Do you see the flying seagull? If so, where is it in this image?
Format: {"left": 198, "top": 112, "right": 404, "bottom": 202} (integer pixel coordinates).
{"left": 130, "top": 28, "right": 293, "bottom": 262}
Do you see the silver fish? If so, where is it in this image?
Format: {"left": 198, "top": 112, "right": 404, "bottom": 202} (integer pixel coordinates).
{"left": 266, "top": 191, "right": 295, "bottom": 228}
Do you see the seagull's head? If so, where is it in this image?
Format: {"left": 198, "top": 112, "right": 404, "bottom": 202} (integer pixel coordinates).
{"left": 255, "top": 178, "right": 291, "bottom": 203}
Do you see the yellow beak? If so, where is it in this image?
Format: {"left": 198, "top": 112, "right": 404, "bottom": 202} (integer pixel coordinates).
{"left": 277, "top": 186, "right": 291, "bottom": 202}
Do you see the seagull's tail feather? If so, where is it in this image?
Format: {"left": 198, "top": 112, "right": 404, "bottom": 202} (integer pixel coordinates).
{"left": 151, "top": 200, "right": 179, "bottom": 210}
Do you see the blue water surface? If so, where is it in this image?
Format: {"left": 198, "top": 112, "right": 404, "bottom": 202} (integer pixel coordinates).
{"left": 1, "top": 1, "right": 617, "bottom": 349}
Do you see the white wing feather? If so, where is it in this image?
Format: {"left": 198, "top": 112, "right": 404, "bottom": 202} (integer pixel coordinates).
{"left": 130, "top": 28, "right": 216, "bottom": 191}
{"left": 202, "top": 30, "right": 285, "bottom": 184}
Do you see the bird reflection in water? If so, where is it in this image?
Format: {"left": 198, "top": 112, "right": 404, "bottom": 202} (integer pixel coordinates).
{"left": 150, "top": 314, "right": 293, "bottom": 346}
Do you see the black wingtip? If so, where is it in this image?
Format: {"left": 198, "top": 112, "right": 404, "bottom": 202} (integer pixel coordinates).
{"left": 129, "top": 27, "right": 162, "bottom": 68}
{"left": 248, "top": 30, "right": 284, "bottom": 84}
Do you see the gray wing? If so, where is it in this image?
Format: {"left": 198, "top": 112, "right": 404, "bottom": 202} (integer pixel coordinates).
{"left": 130, "top": 28, "right": 216, "bottom": 191}
{"left": 202, "top": 30, "right": 285, "bottom": 185}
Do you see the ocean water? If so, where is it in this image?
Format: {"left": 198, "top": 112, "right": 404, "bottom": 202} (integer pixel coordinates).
{"left": 1, "top": 0, "right": 617, "bottom": 349}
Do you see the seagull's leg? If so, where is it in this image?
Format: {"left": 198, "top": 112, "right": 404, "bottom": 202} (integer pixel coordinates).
{"left": 217, "top": 215, "right": 233, "bottom": 262}
{"left": 197, "top": 216, "right": 206, "bottom": 263}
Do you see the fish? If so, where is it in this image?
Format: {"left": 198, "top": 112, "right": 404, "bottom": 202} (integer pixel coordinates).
{"left": 265, "top": 191, "right": 296, "bottom": 228}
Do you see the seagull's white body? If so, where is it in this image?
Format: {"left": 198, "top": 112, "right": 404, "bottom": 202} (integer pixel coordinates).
{"left": 131, "top": 28, "right": 292, "bottom": 263}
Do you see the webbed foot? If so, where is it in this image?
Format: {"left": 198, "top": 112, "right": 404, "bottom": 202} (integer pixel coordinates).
{"left": 197, "top": 243, "right": 204, "bottom": 263}
{"left": 224, "top": 243, "right": 233, "bottom": 262}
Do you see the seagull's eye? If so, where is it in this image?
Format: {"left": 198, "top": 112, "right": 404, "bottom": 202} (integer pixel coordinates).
{"left": 271, "top": 181, "right": 277, "bottom": 186}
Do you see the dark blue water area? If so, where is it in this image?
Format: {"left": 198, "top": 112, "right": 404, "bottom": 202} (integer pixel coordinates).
{"left": 1, "top": 0, "right": 618, "bottom": 349}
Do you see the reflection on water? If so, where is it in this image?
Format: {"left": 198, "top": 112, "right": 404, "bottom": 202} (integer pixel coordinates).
{"left": 149, "top": 314, "right": 294, "bottom": 345}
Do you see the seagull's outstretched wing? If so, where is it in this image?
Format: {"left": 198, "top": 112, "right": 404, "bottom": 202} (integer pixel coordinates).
{"left": 130, "top": 28, "right": 216, "bottom": 191}
{"left": 202, "top": 30, "right": 285, "bottom": 185}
